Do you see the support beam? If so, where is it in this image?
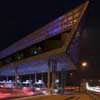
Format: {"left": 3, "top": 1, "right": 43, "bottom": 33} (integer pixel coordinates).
{"left": 6, "top": 76, "right": 9, "bottom": 81}
{"left": 52, "top": 57, "right": 57, "bottom": 92}
{"left": 15, "top": 65, "right": 18, "bottom": 87}
{"left": 35, "top": 72, "right": 37, "bottom": 82}
{"left": 41, "top": 72, "right": 44, "bottom": 81}
{"left": 48, "top": 57, "right": 51, "bottom": 94}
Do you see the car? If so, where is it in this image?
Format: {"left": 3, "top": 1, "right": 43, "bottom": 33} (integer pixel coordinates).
{"left": 33, "top": 80, "right": 48, "bottom": 95}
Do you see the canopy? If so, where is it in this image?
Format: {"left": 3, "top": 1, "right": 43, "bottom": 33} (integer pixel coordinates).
{"left": 0, "top": 55, "right": 75, "bottom": 76}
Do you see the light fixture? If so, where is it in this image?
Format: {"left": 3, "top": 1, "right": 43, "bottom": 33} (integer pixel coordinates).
{"left": 34, "top": 50, "right": 38, "bottom": 55}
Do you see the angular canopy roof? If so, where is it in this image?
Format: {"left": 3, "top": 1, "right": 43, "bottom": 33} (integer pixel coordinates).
{"left": 0, "top": 1, "right": 89, "bottom": 59}
{"left": 0, "top": 1, "right": 89, "bottom": 76}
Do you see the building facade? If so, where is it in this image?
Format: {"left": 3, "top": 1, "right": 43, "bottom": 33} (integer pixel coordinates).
{"left": 0, "top": 1, "right": 89, "bottom": 84}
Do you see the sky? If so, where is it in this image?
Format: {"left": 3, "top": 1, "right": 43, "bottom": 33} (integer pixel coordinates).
{"left": 0, "top": 0, "right": 98, "bottom": 50}
{"left": 0, "top": 0, "right": 100, "bottom": 76}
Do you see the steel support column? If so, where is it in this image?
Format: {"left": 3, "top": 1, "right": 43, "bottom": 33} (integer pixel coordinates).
{"left": 15, "top": 64, "right": 19, "bottom": 87}
{"left": 48, "top": 57, "right": 51, "bottom": 94}
{"left": 35, "top": 72, "right": 37, "bottom": 82}
{"left": 52, "top": 57, "right": 57, "bottom": 92}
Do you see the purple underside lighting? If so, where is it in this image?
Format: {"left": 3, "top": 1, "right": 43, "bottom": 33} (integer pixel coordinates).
{"left": 0, "top": 55, "right": 75, "bottom": 76}
{"left": 69, "top": 36, "right": 80, "bottom": 64}
{"left": 48, "top": 26, "right": 62, "bottom": 35}
{"left": 0, "top": 64, "right": 73, "bottom": 76}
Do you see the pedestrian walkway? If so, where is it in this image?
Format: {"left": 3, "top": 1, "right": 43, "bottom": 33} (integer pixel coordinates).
{"left": 79, "top": 94, "right": 91, "bottom": 100}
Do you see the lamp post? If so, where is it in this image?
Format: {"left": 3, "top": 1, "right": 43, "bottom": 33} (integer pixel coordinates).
{"left": 80, "top": 61, "right": 88, "bottom": 93}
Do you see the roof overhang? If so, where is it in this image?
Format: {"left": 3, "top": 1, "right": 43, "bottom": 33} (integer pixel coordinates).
{"left": 0, "top": 54, "right": 75, "bottom": 76}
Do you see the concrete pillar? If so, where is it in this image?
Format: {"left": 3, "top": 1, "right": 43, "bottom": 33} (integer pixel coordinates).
{"left": 52, "top": 57, "right": 57, "bottom": 90}
{"left": 48, "top": 56, "right": 57, "bottom": 94}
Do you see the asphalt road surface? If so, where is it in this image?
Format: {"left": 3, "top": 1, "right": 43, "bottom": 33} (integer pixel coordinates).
{"left": 10, "top": 94, "right": 94, "bottom": 100}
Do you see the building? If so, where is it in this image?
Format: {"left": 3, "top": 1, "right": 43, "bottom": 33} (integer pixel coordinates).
{"left": 0, "top": 1, "right": 89, "bottom": 87}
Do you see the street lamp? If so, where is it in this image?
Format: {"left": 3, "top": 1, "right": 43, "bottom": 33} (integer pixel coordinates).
{"left": 80, "top": 61, "right": 88, "bottom": 93}
{"left": 81, "top": 61, "right": 88, "bottom": 70}
{"left": 82, "top": 62, "right": 87, "bottom": 67}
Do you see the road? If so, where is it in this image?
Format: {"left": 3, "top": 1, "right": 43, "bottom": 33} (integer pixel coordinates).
{"left": 0, "top": 87, "right": 100, "bottom": 100}
{"left": 10, "top": 94, "right": 97, "bottom": 100}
